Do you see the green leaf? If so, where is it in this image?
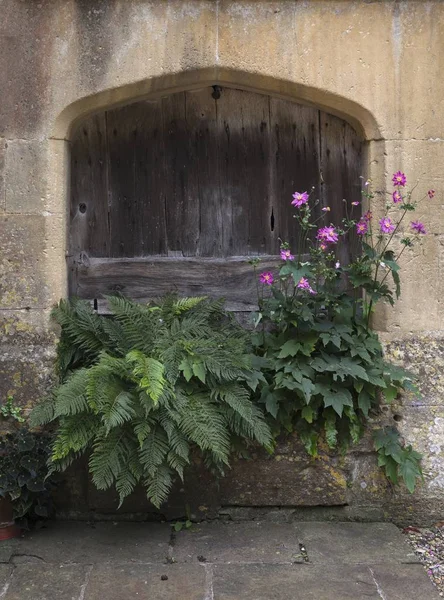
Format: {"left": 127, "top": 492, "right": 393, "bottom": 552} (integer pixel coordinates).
{"left": 322, "top": 388, "right": 353, "bottom": 417}
{"left": 383, "top": 385, "right": 398, "bottom": 403}
{"left": 358, "top": 389, "right": 372, "bottom": 417}
{"left": 301, "top": 406, "right": 314, "bottom": 423}
{"left": 399, "top": 447, "right": 423, "bottom": 493}
{"left": 278, "top": 339, "right": 302, "bottom": 358}
{"left": 179, "top": 358, "right": 193, "bottom": 382}
{"left": 192, "top": 361, "right": 206, "bottom": 384}
{"left": 265, "top": 394, "right": 279, "bottom": 419}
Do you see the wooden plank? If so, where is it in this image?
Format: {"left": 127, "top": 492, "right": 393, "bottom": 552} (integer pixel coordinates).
{"left": 184, "top": 88, "right": 221, "bottom": 256}
{"left": 237, "top": 90, "right": 271, "bottom": 255}
{"left": 132, "top": 100, "right": 167, "bottom": 255}
{"left": 76, "top": 256, "right": 281, "bottom": 310}
{"left": 162, "top": 92, "right": 199, "bottom": 256}
{"left": 319, "top": 112, "right": 362, "bottom": 265}
{"left": 106, "top": 105, "right": 138, "bottom": 258}
{"left": 270, "top": 98, "right": 321, "bottom": 253}
{"left": 215, "top": 88, "right": 249, "bottom": 256}
{"left": 69, "top": 113, "right": 110, "bottom": 293}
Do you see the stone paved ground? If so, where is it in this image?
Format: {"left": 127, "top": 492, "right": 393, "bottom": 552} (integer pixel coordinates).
{"left": 0, "top": 521, "right": 440, "bottom": 599}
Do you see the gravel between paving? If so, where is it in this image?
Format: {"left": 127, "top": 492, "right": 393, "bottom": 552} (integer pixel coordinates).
{"left": 403, "top": 524, "right": 444, "bottom": 597}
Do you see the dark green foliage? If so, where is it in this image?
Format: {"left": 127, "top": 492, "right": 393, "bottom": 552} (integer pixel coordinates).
{"left": 253, "top": 281, "right": 421, "bottom": 493}
{"left": 0, "top": 427, "right": 55, "bottom": 527}
{"left": 374, "top": 427, "right": 423, "bottom": 493}
{"left": 31, "top": 295, "right": 272, "bottom": 508}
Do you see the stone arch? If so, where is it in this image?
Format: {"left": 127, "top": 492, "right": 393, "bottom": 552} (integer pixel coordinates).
{"left": 52, "top": 68, "right": 382, "bottom": 142}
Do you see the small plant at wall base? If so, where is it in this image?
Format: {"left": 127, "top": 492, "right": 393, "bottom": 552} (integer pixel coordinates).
{"left": 0, "top": 398, "right": 55, "bottom": 527}
{"left": 252, "top": 174, "right": 432, "bottom": 492}
{"left": 31, "top": 296, "right": 272, "bottom": 508}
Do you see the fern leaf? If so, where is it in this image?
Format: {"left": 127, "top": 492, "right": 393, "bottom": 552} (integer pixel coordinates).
{"left": 29, "top": 395, "right": 56, "bottom": 426}
{"left": 89, "top": 429, "right": 131, "bottom": 490}
{"left": 139, "top": 428, "right": 169, "bottom": 477}
{"left": 145, "top": 464, "right": 173, "bottom": 508}
{"left": 53, "top": 369, "right": 90, "bottom": 417}
{"left": 126, "top": 351, "right": 165, "bottom": 403}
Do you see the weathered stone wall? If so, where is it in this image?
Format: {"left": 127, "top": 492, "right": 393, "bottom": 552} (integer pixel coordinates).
{"left": 1, "top": 0, "right": 443, "bottom": 523}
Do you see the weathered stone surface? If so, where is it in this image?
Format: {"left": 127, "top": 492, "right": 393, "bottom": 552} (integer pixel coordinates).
{"left": 0, "top": 310, "right": 55, "bottom": 412}
{"left": 0, "top": 564, "right": 13, "bottom": 587}
{"left": 8, "top": 522, "right": 170, "bottom": 564}
{"left": 0, "top": 216, "right": 51, "bottom": 309}
{"left": 212, "top": 564, "right": 381, "bottom": 600}
{"left": 85, "top": 564, "right": 207, "bottom": 600}
{"left": 217, "top": 438, "right": 348, "bottom": 507}
{"left": 173, "top": 522, "right": 302, "bottom": 564}
{"left": 0, "top": 522, "right": 440, "bottom": 599}
{"left": 5, "top": 140, "right": 48, "bottom": 214}
{"left": 0, "top": 138, "right": 5, "bottom": 212}
{"left": 370, "top": 563, "right": 442, "bottom": 600}
{"left": 3, "top": 564, "right": 86, "bottom": 600}
{"left": 296, "top": 522, "right": 418, "bottom": 565}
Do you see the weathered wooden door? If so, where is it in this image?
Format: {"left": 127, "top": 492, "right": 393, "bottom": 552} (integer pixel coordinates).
{"left": 69, "top": 86, "right": 362, "bottom": 310}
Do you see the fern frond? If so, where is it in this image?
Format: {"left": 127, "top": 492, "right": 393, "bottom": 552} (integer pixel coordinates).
{"left": 89, "top": 429, "right": 132, "bottom": 490}
{"left": 51, "top": 414, "right": 100, "bottom": 460}
{"left": 178, "top": 395, "right": 230, "bottom": 464}
{"left": 29, "top": 395, "right": 56, "bottom": 426}
{"left": 53, "top": 369, "right": 90, "bottom": 417}
{"left": 126, "top": 351, "right": 166, "bottom": 403}
{"left": 145, "top": 464, "right": 173, "bottom": 508}
{"left": 139, "top": 428, "right": 169, "bottom": 477}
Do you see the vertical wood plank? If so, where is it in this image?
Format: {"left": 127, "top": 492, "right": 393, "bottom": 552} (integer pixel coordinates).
{"left": 183, "top": 88, "right": 221, "bottom": 256}
{"left": 269, "top": 99, "right": 321, "bottom": 254}
{"left": 319, "top": 112, "right": 362, "bottom": 264}
{"left": 106, "top": 105, "right": 138, "bottom": 258}
{"left": 162, "top": 92, "right": 199, "bottom": 256}
{"left": 69, "top": 113, "right": 109, "bottom": 293}
{"left": 237, "top": 90, "right": 271, "bottom": 255}
{"left": 215, "top": 88, "right": 253, "bottom": 255}
{"left": 132, "top": 100, "right": 167, "bottom": 256}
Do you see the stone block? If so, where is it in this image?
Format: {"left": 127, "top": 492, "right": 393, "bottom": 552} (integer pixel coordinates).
{"left": 0, "top": 138, "right": 5, "bottom": 211}
{"left": 0, "top": 309, "right": 55, "bottom": 411}
{"left": 218, "top": 450, "right": 348, "bottom": 507}
{"left": 212, "top": 564, "right": 380, "bottom": 600}
{"left": 173, "top": 522, "right": 303, "bottom": 564}
{"left": 370, "top": 563, "right": 441, "bottom": 600}
{"left": 0, "top": 214, "right": 66, "bottom": 309}
{"left": 4, "top": 564, "right": 86, "bottom": 600}
{"left": 5, "top": 140, "right": 48, "bottom": 213}
{"left": 0, "top": 564, "right": 12, "bottom": 587}
{"left": 85, "top": 564, "right": 207, "bottom": 600}
{"left": 7, "top": 522, "right": 171, "bottom": 564}
{"left": 295, "top": 522, "right": 418, "bottom": 565}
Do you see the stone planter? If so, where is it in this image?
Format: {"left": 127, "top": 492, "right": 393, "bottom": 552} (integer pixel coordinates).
{"left": 0, "top": 496, "right": 20, "bottom": 541}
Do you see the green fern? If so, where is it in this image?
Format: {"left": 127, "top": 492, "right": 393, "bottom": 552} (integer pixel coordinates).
{"left": 32, "top": 295, "right": 272, "bottom": 508}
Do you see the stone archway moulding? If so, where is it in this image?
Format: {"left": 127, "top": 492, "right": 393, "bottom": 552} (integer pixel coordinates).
{"left": 51, "top": 68, "right": 382, "bottom": 142}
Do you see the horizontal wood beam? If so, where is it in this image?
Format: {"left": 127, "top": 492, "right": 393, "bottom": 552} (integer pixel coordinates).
{"left": 75, "top": 256, "right": 281, "bottom": 312}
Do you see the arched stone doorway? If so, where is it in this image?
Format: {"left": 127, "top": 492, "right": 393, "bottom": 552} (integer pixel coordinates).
{"left": 68, "top": 86, "right": 363, "bottom": 310}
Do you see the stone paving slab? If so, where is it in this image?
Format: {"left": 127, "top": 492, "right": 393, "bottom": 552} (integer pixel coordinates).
{"left": 0, "top": 564, "right": 13, "bottom": 587}
{"left": 84, "top": 563, "right": 207, "bottom": 600}
{"left": 369, "top": 563, "right": 442, "bottom": 600}
{"left": 296, "top": 521, "right": 419, "bottom": 564}
{"left": 0, "top": 522, "right": 170, "bottom": 564}
{"left": 0, "top": 521, "right": 440, "bottom": 599}
{"left": 3, "top": 564, "right": 87, "bottom": 600}
{"left": 172, "top": 521, "right": 303, "bottom": 564}
{"left": 212, "top": 564, "right": 381, "bottom": 600}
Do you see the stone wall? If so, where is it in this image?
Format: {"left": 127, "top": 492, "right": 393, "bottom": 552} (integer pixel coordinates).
{"left": 1, "top": 0, "right": 443, "bottom": 523}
